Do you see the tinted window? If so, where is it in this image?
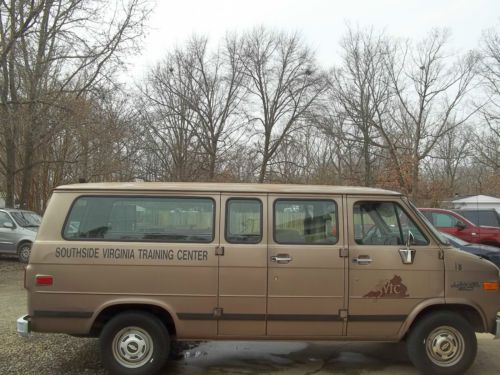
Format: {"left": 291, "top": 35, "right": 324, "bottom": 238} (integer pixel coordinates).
{"left": 432, "top": 212, "right": 459, "bottom": 227}
{"left": 226, "top": 199, "right": 262, "bottom": 243}
{"left": 64, "top": 196, "right": 215, "bottom": 242}
{"left": 354, "top": 202, "right": 428, "bottom": 246}
{"left": 0, "top": 212, "right": 13, "bottom": 225}
{"left": 10, "top": 211, "right": 41, "bottom": 227}
{"left": 459, "top": 211, "right": 500, "bottom": 227}
{"left": 274, "top": 200, "right": 338, "bottom": 244}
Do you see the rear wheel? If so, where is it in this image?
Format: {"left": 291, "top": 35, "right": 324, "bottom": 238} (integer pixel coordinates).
{"left": 17, "top": 242, "right": 31, "bottom": 263}
{"left": 406, "top": 311, "right": 477, "bottom": 374}
{"left": 100, "top": 311, "right": 170, "bottom": 375}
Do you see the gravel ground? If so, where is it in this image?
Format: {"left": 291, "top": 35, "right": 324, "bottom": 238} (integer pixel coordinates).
{"left": 0, "top": 256, "right": 105, "bottom": 375}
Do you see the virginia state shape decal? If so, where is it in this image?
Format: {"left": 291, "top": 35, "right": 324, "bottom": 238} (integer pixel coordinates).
{"left": 363, "top": 275, "right": 409, "bottom": 298}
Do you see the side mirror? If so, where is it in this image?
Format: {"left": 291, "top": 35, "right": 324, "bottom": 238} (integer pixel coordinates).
{"left": 455, "top": 221, "right": 466, "bottom": 231}
{"left": 400, "top": 230, "right": 416, "bottom": 264}
{"left": 3, "top": 222, "right": 14, "bottom": 229}
{"left": 406, "top": 230, "right": 415, "bottom": 247}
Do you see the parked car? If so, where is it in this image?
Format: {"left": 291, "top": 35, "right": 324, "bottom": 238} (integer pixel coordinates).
{"left": 419, "top": 207, "right": 500, "bottom": 248}
{"left": 454, "top": 208, "right": 500, "bottom": 228}
{"left": 440, "top": 232, "right": 500, "bottom": 269}
{"left": 0, "top": 208, "right": 41, "bottom": 262}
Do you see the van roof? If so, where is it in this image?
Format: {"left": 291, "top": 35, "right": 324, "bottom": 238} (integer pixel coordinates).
{"left": 55, "top": 182, "right": 401, "bottom": 196}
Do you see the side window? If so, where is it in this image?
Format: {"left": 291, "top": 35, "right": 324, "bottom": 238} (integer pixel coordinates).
{"left": 63, "top": 196, "right": 215, "bottom": 242}
{"left": 354, "top": 202, "right": 428, "bottom": 246}
{"left": 225, "top": 199, "right": 262, "bottom": 243}
{"left": 475, "top": 211, "right": 497, "bottom": 227}
{"left": 432, "top": 213, "right": 458, "bottom": 227}
{"left": 0, "top": 212, "right": 13, "bottom": 226}
{"left": 274, "top": 199, "right": 338, "bottom": 244}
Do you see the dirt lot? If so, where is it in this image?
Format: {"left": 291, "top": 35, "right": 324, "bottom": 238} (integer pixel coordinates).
{"left": 1, "top": 256, "right": 500, "bottom": 375}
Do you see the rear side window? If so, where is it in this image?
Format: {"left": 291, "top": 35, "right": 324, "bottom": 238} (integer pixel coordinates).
{"left": 63, "top": 196, "right": 215, "bottom": 242}
{"left": 225, "top": 199, "right": 262, "bottom": 243}
{"left": 354, "top": 202, "right": 428, "bottom": 246}
{"left": 460, "top": 211, "right": 500, "bottom": 227}
{"left": 274, "top": 199, "right": 338, "bottom": 244}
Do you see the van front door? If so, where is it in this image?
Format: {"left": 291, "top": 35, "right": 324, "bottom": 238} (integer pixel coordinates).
{"left": 267, "top": 195, "right": 346, "bottom": 337}
{"left": 346, "top": 197, "right": 444, "bottom": 338}
{"left": 217, "top": 194, "right": 267, "bottom": 336}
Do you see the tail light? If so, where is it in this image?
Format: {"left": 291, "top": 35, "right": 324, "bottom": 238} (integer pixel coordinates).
{"left": 36, "top": 275, "right": 53, "bottom": 286}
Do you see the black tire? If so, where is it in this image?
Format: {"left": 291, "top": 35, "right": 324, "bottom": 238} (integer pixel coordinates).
{"left": 100, "top": 311, "right": 170, "bottom": 375}
{"left": 406, "top": 311, "right": 477, "bottom": 375}
{"left": 17, "top": 242, "right": 31, "bottom": 263}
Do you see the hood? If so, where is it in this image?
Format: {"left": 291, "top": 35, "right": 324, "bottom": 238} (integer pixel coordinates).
{"left": 23, "top": 226, "right": 39, "bottom": 233}
{"left": 479, "top": 225, "right": 500, "bottom": 232}
{"left": 465, "top": 242, "right": 500, "bottom": 253}
{"left": 446, "top": 245, "right": 500, "bottom": 272}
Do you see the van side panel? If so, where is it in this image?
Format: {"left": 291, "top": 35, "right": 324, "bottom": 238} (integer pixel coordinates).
{"left": 27, "top": 191, "right": 220, "bottom": 339}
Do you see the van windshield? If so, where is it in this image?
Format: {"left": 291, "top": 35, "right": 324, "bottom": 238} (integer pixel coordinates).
{"left": 11, "top": 211, "right": 42, "bottom": 227}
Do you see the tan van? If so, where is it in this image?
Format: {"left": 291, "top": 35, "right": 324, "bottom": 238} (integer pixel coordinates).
{"left": 17, "top": 182, "right": 500, "bottom": 374}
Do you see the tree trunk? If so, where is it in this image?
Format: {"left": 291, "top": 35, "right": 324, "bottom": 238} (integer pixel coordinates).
{"left": 19, "top": 126, "right": 35, "bottom": 208}
{"left": 258, "top": 160, "right": 267, "bottom": 183}
{"left": 410, "top": 161, "right": 420, "bottom": 201}
{"left": 362, "top": 128, "right": 371, "bottom": 186}
{"left": 5, "top": 136, "right": 16, "bottom": 207}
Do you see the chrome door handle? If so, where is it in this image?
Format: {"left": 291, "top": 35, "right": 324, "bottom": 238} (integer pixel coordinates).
{"left": 353, "top": 256, "right": 372, "bottom": 265}
{"left": 271, "top": 254, "right": 293, "bottom": 264}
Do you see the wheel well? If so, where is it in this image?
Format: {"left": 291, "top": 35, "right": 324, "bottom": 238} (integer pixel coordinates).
{"left": 407, "top": 304, "right": 484, "bottom": 337}
{"left": 17, "top": 240, "right": 32, "bottom": 250}
{"left": 90, "top": 304, "right": 177, "bottom": 338}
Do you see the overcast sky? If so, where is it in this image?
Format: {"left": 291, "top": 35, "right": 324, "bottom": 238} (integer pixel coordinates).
{"left": 127, "top": 0, "right": 500, "bottom": 78}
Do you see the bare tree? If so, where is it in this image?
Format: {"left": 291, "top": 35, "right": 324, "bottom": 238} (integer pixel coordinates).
{"left": 330, "top": 26, "right": 392, "bottom": 186}
{"left": 239, "top": 27, "right": 327, "bottom": 182}
{"left": 138, "top": 53, "right": 203, "bottom": 181}
{"left": 382, "top": 29, "right": 479, "bottom": 199}
{"left": 0, "top": 0, "right": 150, "bottom": 208}
{"left": 137, "top": 36, "right": 246, "bottom": 181}
{"left": 476, "top": 27, "right": 500, "bottom": 177}
{"left": 422, "top": 122, "right": 472, "bottom": 201}
{"left": 0, "top": 0, "right": 44, "bottom": 65}
{"left": 175, "top": 36, "right": 246, "bottom": 180}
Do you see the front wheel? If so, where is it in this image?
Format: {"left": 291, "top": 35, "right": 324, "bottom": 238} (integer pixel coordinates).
{"left": 100, "top": 311, "right": 170, "bottom": 375}
{"left": 406, "top": 311, "right": 477, "bottom": 374}
{"left": 17, "top": 242, "right": 31, "bottom": 263}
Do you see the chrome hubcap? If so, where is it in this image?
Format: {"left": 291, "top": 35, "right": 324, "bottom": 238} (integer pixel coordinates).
{"left": 425, "top": 326, "right": 465, "bottom": 367}
{"left": 112, "top": 327, "right": 153, "bottom": 368}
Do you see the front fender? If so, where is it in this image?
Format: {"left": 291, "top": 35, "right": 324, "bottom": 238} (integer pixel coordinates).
{"left": 396, "top": 298, "right": 487, "bottom": 340}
